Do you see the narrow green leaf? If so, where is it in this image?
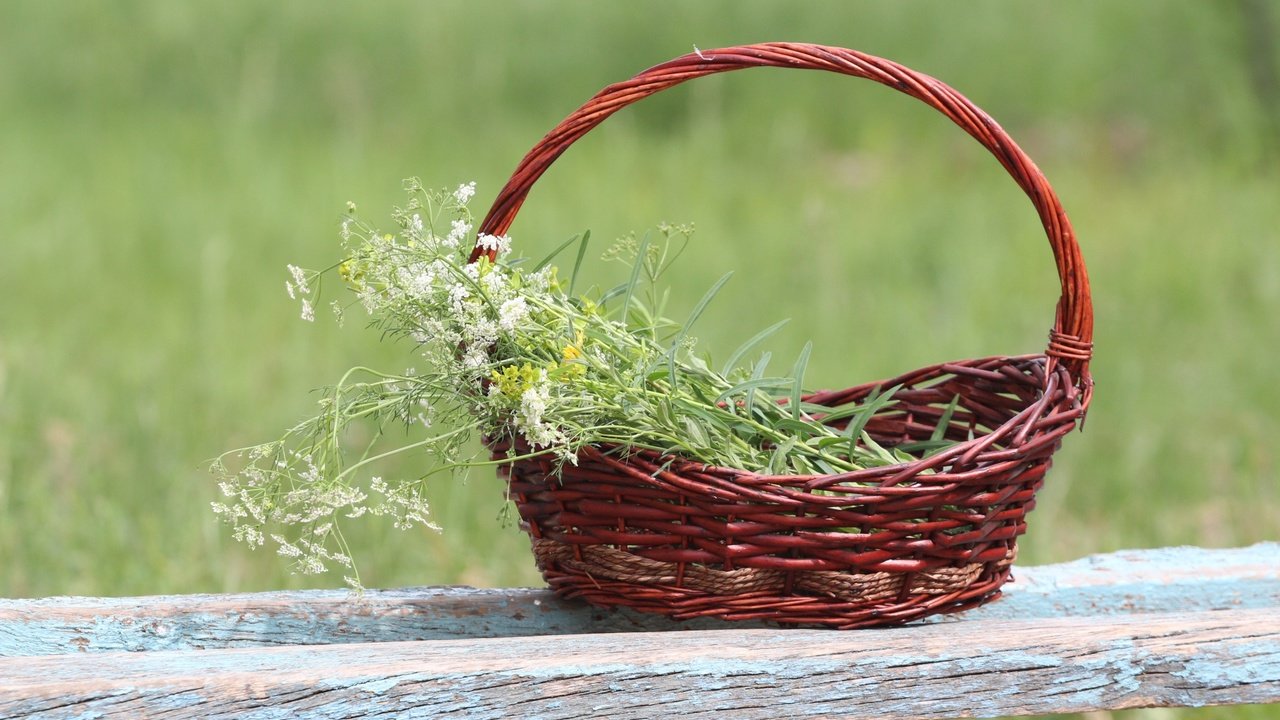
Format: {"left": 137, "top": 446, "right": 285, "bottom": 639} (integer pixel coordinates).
{"left": 720, "top": 318, "right": 790, "bottom": 376}
{"left": 842, "top": 384, "right": 901, "bottom": 464}
{"left": 931, "top": 394, "right": 961, "bottom": 443}
{"left": 666, "top": 270, "right": 734, "bottom": 388}
{"left": 627, "top": 302, "right": 655, "bottom": 334}
{"left": 714, "top": 376, "right": 790, "bottom": 404}
{"left": 744, "top": 352, "right": 771, "bottom": 418}
{"left": 676, "top": 271, "right": 734, "bottom": 346}
{"left": 811, "top": 400, "right": 872, "bottom": 424}
{"left": 895, "top": 439, "right": 954, "bottom": 455}
{"left": 842, "top": 384, "right": 902, "bottom": 440}
{"left": 792, "top": 455, "right": 815, "bottom": 475}
{"left": 568, "top": 229, "right": 592, "bottom": 295}
{"left": 684, "top": 417, "right": 710, "bottom": 449}
{"left": 799, "top": 401, "right": 838, "bottom": 415}
{"left": 809, "top": 456, "right": 840, "bottom": 475}
{"left": 598, "top": 282, "right": 629, "bottom": 307}
{"left": 773, "top": 417, "right": 827, "bottom": 438}
{"left": 769, "top": 437, "right": 797, "bottom": 474}
{"left": 619, "top": 230, "right": 651, "bottom": 325}
{"left": 790, "top": 341, "right": 813, "bottom": 422}
{"left": 533, "top": 233, "right": 583, "bottom": 273}
{"left": 860, "top": 430, "right": 898, "bottom": 465}
{"left": 813, "top": 435, "right": 846, "bottom": 449}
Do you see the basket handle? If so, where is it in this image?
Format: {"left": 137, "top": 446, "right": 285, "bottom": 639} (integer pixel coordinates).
{"left": 473, "top": 42, "right": 1093, "bottom": 388}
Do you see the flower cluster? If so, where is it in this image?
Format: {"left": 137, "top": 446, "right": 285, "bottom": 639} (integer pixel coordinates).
{"left": 213, "top": 179, "right": 930, "bottom": 586}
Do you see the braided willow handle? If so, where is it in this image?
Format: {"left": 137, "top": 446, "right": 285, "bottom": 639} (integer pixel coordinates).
{"left": 473, "top": 42, "right": 1093, "bottom": 385}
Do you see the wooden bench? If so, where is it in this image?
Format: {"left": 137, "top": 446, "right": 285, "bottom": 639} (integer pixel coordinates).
{"left": 2, "top": 543, "right": 1277, "bottom": 718}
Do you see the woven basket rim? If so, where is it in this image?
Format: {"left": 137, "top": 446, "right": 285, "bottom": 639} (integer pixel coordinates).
{"left": 493, "top": 353, "right": 1081, "bottom": 506}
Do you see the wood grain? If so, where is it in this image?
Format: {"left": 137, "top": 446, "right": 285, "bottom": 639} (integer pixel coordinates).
{"left": 0, "top": 608, "right": 1276, "bottom": 719}
{"left": 0, "top": 544, "right": 1276, "bottom": 718}
{"left": 2, "top": 543, "right": 1276, "bottom": 657}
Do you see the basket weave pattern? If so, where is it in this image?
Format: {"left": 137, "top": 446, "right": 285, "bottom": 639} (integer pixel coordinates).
{"left": 475, "top": 43, "right": 1094, "bottom": 628}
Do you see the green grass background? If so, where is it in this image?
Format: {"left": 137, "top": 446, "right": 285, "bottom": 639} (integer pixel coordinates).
{"left": 1, "top": 2, "right": 1278, "bottom": 717}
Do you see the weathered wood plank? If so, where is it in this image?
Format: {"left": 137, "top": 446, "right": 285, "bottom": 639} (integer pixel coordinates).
{"left": 1, "top": 608, "right": 1276, "bottom": 719}
{"left": 1, "top": 543, "right": 1276, "bottom": 656}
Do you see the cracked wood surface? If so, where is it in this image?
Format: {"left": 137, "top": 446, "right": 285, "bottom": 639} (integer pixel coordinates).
{"left": 0, "top": 608, "right": 1277, "bottom": 719}
{"left": 0, "top": 544, "right": 1277, "bottom": 718}
{"left": 2, "top": 543, "right": 1277, "bottom": 656}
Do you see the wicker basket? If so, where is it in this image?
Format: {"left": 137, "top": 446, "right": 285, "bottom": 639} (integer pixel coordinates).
{"left": 471, "top": 43, "right": 1094, "bottom": 629}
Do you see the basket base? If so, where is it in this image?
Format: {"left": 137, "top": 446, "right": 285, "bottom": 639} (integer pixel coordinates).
{"left": 532, "top": 538, "right": 1015, "bottom": 629}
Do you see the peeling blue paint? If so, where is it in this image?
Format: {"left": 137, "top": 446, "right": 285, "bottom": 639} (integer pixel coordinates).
{"left": 929, "top": 542, "right": 1280, "bottom": 624}
{"left": 956, "top": 651, "right": 1064, "bottom": 671}
{"left": 1173, "top": 639, "right": 1280, "bottom": 687}
{"left": 353, "top": 676, "right": 403, "bottom": 694}
{"left": 1, "top": 543, "right": 1277, "bottom": 669}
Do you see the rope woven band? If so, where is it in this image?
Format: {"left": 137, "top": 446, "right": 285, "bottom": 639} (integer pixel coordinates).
{"left": 533, "top": 539, "right": 1016, "bottom": 603}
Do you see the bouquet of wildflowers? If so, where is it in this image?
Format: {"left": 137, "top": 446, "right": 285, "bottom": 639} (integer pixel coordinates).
{"left": 212, "top": 180, "right": 937, "bottom": 586}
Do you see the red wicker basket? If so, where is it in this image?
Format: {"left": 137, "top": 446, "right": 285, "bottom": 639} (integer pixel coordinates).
{"left": 472, "top": 43, "right": 1094, "bottom": 628}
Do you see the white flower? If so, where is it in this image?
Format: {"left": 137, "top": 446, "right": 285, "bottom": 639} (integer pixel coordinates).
{"left": 498, "top": 297, "right": 529, "bottom": 332}
{"left": 357, "top": 285, "right": 379, "bottom": 314}
{"left": 556, "top": 446, "right": 580, "bottom": 466}
{"left": 461, "top": 346, "right": 490, "bottom": 369}
{"left": 286, "top": 281, "right": 296, "bottom": 300}
{"left": 453, "top": 181, "right": 476, "bottom": 204}
{"left": 300, "top": 298, "right": 315, "bottom": 322}
{"left": 410, "top": 213, "right": 424, "bottom": 236}
{"left": 272, "top": 534, "right": 303, "bottom": 557}
{"left": 234, "top": 525, "right": 265, "bottom": 547}
{"left": 448, "top": 284, "right": 472, "bottom": 314}
{"left": 444, "top": 219, "right": 471, "bottom": 248}
{"left": 399, "top": 265, "right": 436, "bottom": 299}
{"left": 287, "top": 264, "right": 310, "bottom": 295}
{"left": 527, "top": 267, "right": 554, "bottom": 294}
{"left": 298, "top": 454, "right": 321, "bottom": 482}
{"left": 517, "top": 379, "right": 564, "bottom": 448}
{"left": 481, "top": 266, "right": 510, "bottom": 297}
{"left": 476, "top": 233, "right": 512, "bottom": 256}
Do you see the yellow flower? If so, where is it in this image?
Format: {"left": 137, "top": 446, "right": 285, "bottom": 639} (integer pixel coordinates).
{"left": 338, "top": 260, "right": 364, "bottom": 288}
{"left": 562, "top": 329, "right": 586, "bottom": 361}
{"left": 490, "top": 363, "right": 540, "bottom": 398}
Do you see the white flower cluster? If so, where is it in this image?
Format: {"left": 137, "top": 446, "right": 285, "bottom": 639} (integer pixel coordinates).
{"left": 369, "top": 476, "right": 442, "bottom": 532}
{"left": 286, "top": 264, "right": 316, "bottom": 322}
{"left": 210, "top": 445, "right": 364, "bottom": 576}
{"left": 453, "top": 181, "right": 476, "bottom": 204}
{"left": 215, "top": 180, "right": 598, "bottom": 585}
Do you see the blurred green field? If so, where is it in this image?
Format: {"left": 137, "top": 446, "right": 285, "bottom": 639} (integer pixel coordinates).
{"left": 1, "top": 2, "right": 1278, "bottom": 717}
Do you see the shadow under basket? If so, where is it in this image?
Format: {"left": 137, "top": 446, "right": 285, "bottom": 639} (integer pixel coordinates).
{"left": 474, "top": 43, "right": 1094, "bottom": 629}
